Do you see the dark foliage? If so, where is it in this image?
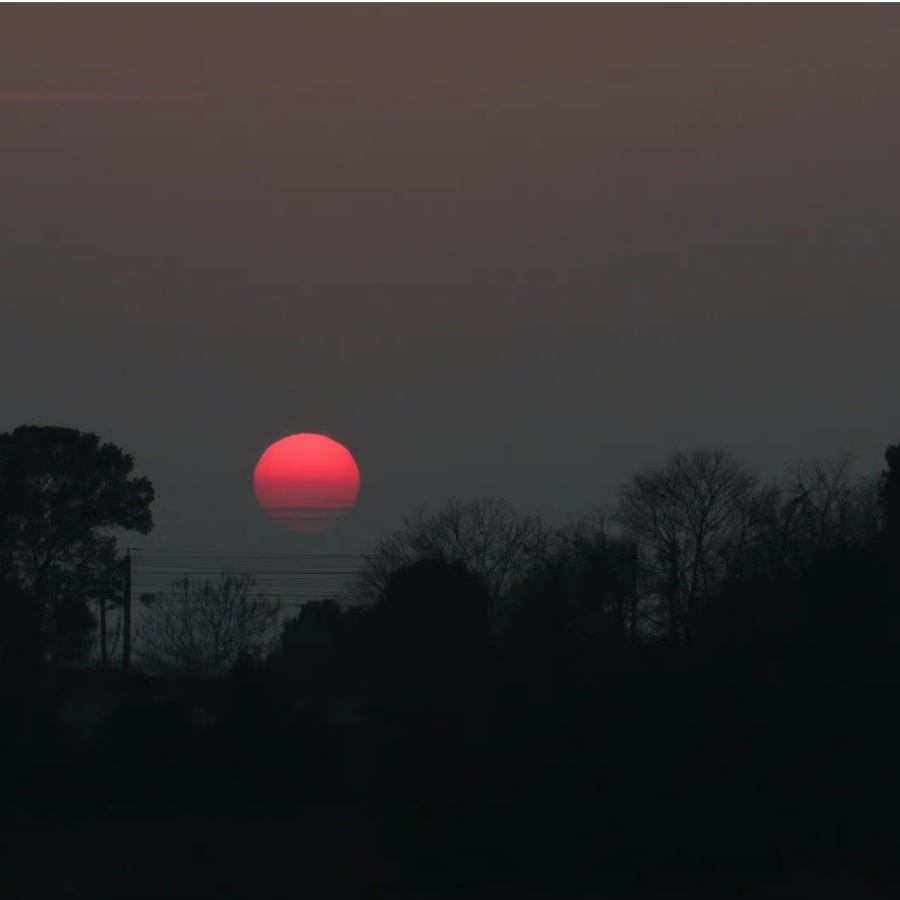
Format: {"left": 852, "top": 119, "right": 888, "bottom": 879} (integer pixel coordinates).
{"left": 274, "top": 597, "right": 359, "bottom": 695}
{"left": 0, "top": 425, "right": 154, "bottom": 667}
{"left": 372, "top": 559, "right": 492, "bottom": 695}
{"left": 881, "top": 442, "right": 900, "bottom": 540}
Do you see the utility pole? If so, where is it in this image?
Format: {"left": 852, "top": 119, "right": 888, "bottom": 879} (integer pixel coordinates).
{"left": 123, "top": 551, "right": 132, "bottom": 672}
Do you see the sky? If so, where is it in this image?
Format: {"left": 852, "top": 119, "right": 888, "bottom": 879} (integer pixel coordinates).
{"left": 2, "top": 6, "right": 899, "bottom": 557}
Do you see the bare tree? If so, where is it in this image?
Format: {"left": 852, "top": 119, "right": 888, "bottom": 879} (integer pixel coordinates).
{"left": 359, "top": 498, "right": 553, "bottom": 611}
{"left": 503, "top": 511, "right": 643, "bottom": 669}
{"left": 730, "top": 455, "right": 884, "bottom": 588}
{"left": 136, "top": 573, "right": 281, "bottom": 677}
{"left": 780, "top": 454, "right": 881, "bottom": 567}
{"left": 617, "top": 449, "right": 757, "bottom": 643}
{"left": 555, "top": 511, "right": 645, "bottom": 643}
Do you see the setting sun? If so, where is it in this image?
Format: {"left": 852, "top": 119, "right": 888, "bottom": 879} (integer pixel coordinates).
{"left": 253, "top": 433, "right": 361, "bottom": 532}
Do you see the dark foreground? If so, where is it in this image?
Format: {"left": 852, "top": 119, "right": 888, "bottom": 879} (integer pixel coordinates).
{"left": 1, "top": 812, "right": 896, "bottom": 900}
{"left": 1, "top": 662, "right": 898, "bottom": 900}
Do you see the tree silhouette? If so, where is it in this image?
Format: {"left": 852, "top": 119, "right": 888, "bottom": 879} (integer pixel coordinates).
{"left": 0, "top": 578, "right": 40, "bottom": 669}
{"left": 0, "top": 425, "right": 154, "bottom": 666}
{"left": 361, "top": 498, "right": 551, "bottom": 611}
{"left": 372, "top": 558, "right": 492, "bottom": 699}
{"left": 617, "top": 448, "right": 757, "bottom": 643}
{"left": 274, "top": 597, "right": 359, "bottom": 696}
{"left": 502, "top": 515, "right": 640, "bottom": 690}
{"left": 136, "top": 572, "right": 281, "bottom": 676}
{"left": 779, "top": 455, "right": 882, "bottom": 567}
{"left": 880, "top": 442, "right": 900, "bottom": 541}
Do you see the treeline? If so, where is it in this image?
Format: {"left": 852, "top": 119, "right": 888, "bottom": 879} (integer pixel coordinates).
{"left": 2, "top": 426, "right": 899, "bottom": 897}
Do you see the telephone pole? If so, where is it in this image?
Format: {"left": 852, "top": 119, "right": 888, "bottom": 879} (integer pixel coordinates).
{"left": 123, "top": 550, "right": 132, "bottom": 672}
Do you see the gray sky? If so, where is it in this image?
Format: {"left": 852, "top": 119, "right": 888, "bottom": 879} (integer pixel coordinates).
{"left": 2, "top": 6, "right": 898, "bottom": 556}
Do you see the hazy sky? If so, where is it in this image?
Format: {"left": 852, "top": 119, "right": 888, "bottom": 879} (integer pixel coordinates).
{"left": 2, "top": 6, "right": 898, "bottom": 556}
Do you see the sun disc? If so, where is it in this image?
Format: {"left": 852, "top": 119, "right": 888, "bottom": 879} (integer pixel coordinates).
{"left": 253, "top": 433, "right": 360, "bottom": 532}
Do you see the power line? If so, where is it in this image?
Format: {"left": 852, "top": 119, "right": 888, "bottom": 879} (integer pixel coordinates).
{"left": 128, "top": 550, "right": 367, "bottom": 609}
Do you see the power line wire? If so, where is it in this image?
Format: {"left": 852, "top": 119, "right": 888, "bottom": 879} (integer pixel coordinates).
{"left": 128, "top": 550, "right": 367, "bottom": 608}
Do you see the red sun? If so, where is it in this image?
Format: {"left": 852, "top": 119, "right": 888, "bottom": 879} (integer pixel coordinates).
{"left": 253, "top": 433, "right": 361, "bottom": 532}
